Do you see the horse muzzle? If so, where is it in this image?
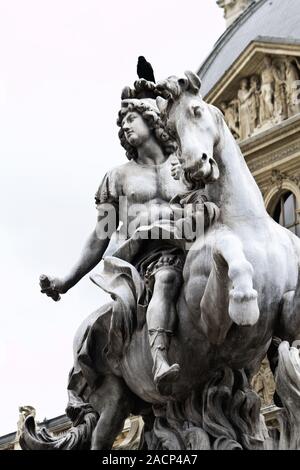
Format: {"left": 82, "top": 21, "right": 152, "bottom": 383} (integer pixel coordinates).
{"left": 183, "top": 154, "right": 219, "bottom": 186}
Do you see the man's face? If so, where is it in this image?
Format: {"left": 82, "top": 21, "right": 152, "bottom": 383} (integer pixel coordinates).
{"left": 122, "top": 111, "right": 152, "bottom": 147}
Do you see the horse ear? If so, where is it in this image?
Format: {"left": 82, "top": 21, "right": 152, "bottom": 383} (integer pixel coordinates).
{"left": 184, "top": 71, "right": 202, "bottom": 94}
{"left": 156, "top": 96, "right": 168, "bottom": 115}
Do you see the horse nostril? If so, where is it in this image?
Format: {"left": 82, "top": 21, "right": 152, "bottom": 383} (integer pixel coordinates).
{"left": 202, "top": 153, "right": 208, "bottom": 161}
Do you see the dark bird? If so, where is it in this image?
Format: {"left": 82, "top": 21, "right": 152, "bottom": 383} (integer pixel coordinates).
{"left": 137, "top": 56, "right": 155, "bottom": 83}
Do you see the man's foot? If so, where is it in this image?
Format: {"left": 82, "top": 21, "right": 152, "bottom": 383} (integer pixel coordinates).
{"left": 154, "top": 363, "right": 180, "bottom": 396}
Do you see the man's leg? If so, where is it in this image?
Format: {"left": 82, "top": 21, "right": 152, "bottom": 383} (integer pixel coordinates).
{"left": 146, "top": 257, "right": 183, "bottom": 395}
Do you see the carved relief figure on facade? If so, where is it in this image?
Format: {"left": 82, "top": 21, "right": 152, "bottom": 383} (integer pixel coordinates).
{"left": 260, "top": 55, "right": 276, "bottom": 124}
{"left": 273, "top": 59, "right": 288, "bottom": 123}
{"left": 219, "top": 100, "right": 240, "bottom": 138}
{"left": 249, "top": 75, "right": 261, "bottom": 132}
{"left": 237, "top": 78, "right": 253, "bottom": 140}
{"left": 284, "top": 56, "right": 300, "bottom": 117}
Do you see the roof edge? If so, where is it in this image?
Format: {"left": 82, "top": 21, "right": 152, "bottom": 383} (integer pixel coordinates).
{"left": 204, "top": 36, "right": 300, "bottom": 103}
{"left": 197, "top": 0, "right": 267, "bottom": 78}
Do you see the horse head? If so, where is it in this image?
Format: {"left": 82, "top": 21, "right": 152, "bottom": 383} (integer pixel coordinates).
{"left": 155, "top": 71, "right": 267, "bottom": 221}
{"left": 156, "top": 71, "right": 220, "bottom": 188}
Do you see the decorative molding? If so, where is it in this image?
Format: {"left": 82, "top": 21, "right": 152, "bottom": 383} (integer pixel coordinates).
{"left": 264, "top": 176, "right": 300, "bottom": 214}
{"left": 269, "top": 169, "right": 300, "bottom": 188}
{"left": 248, "top": 141, "right": 300, "bottom": 174}
{"left": 217, "top": 0, "right": 253, "bottom": 28}
{"left": 241, "top": 113, "right": 300, "bottom": 157}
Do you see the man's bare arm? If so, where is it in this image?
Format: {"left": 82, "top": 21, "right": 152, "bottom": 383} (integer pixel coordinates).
{"left": 40, "top": 206, "right": 118, "bottom": 301}
{"left": 64, "top": 229, "right": 110, "bottom": 289}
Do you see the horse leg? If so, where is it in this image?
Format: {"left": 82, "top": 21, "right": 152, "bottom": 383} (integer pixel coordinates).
{"left": 89, "top": 375, "right": 132, "bottom": 450}
{"left": 217, "top": 230, "right": 259, "bottom": 326}
{"left": 200, "top": 230, "right": 259, "bottom": 344}
{"left": 199, "top": 252, "right": 233, "bottom": 345}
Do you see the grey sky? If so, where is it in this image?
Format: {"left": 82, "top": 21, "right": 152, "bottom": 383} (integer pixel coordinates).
{"left": 0, "top": 0, "right": 224, "bottom": 435}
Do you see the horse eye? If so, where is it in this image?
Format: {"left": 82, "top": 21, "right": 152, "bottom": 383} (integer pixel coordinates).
{"left": 192, "top": 106, "right": 202, "bottom": 118}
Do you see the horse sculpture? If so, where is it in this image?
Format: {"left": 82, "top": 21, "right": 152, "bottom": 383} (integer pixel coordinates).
{"left": 21, "top": 72, "right": 300, "bottom": 451}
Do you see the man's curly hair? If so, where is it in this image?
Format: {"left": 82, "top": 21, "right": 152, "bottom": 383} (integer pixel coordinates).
{"left": 117, "top": 100, "right": 177, "bottom": 161}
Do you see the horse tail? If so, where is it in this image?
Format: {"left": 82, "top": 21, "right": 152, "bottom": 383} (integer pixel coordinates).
{"left": 20, "top": 407, "right": 98, "bottom": 450}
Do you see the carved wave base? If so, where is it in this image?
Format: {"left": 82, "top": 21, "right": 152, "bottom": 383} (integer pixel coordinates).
{"left": 143, "top": 341, "right": 300, "bottom": 450}
{"left": 143, "top": 368, "right": 268, "bottom": 450}
{"left": 20, "top": 342, "right": 300, "bottom": 450}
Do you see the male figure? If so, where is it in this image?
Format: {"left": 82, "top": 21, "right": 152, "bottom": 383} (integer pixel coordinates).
{"left": 219, "top": 101, "right": 240, "bottom": 139}
{"left": 260, "top": 55, "right": 276, "bottom": 122}
{"left": 249, "top": 75, "right": 261, "bottom": 131}
{"left": 273, "top": 60, "right": 288, "bottom": 122}
{"left": 237, "top": 78, "right": 253, "bottom": 140}
{"left": 284, "top": 56, "right": 300, "bottom": 117}
{"left": 41, "top": 98, "right": 188, "bottom": 395}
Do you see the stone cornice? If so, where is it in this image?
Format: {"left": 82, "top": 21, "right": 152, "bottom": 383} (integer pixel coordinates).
{"left": 240, "top": 114, "right": 300, "bottom": 176}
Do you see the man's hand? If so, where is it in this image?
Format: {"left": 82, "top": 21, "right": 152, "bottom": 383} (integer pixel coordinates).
{"left": 39, "top": 275, "right": 68, "bottom": 302}
{"left": 171, "top": 158, "right": 184, "bottom": 181}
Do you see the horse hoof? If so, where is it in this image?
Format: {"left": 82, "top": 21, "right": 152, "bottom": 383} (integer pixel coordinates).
{"left": 229, "top": 289, "right": 259, "bottom": 326}
{"left": 155, "top": 364, "right": 180, "bottom": 396}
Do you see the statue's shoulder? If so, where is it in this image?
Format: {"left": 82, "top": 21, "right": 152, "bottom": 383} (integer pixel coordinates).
{"left": 102, "top": 161, "right": 134, "bottom": 180}
{"left": 95, "top": 162, "right": 134, "bottom": 205}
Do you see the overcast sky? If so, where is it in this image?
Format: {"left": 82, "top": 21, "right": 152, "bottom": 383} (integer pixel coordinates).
{"left": 0, "top": 0, "right": 224, "bottom": 435}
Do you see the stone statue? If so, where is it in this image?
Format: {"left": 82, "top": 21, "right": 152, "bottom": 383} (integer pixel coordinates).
{"left": 251, "top": 357, "right": 275, "bottom": 406}
{"left": 237, "top": 78, "right": 253, "bottom": 140}
{"left": 217, "top": 0, "right": 252, "bottom": 27}
{"left": 21, "top": 72, "right": 300, "bottom": 451}
{"left": 40, "top": 97, "right": 191, "bottom": 395}
{"left": 284, "top": 56, "right": 300, "bottom": 117}
{"left": 273, "top": 59, "right": 288, "bottom": 122}
{"left": 249, "top": 75, "right": 261, "bottom": 132}
{"left": 260, "top": 55, "right": 276, "bottom": 123}
{"left": 219, "top": 100, "right": 240, "bottom": 138}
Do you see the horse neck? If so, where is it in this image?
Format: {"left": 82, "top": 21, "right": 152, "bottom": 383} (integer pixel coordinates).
{"left": 206, "top": 124, "right": 267, "bottom": 223}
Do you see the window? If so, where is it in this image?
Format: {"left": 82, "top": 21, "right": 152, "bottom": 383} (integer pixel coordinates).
{"left": 273, "top": 191, "right": 300, "bottom": 236}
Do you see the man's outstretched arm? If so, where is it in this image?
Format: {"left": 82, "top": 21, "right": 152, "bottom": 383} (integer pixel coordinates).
{"left": 40, "top": 206, "right": 118, "bottom": 301}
